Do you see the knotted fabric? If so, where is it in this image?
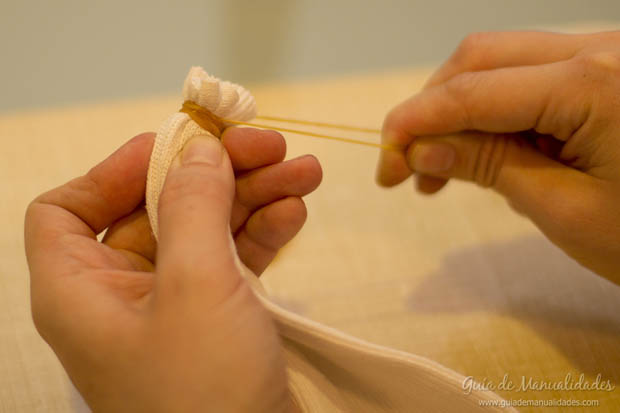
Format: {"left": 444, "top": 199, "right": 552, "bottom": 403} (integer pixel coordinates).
{"left": 145, "top": 67, "right": 513, "bottom": 412}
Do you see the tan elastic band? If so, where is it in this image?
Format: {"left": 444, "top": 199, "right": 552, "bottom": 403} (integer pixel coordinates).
{"left": 180, "top": 100, "right": 226, "bottom": 138}
{"left": 180, "top": 100, "right": 398, "bottom": 151}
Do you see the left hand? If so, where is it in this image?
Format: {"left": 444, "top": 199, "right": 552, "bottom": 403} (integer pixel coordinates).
{"left": 96, "top": 128, "right": 322, "bottom": 275}
{"left": 25, "top": 128, "right": 321, "bottom": 412}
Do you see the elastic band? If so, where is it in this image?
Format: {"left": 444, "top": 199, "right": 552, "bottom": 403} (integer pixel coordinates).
{"left": 180, "top": 100, "right": 225, "bottom": 138}
{"left": 180, "top": 100, "right": 398, "bottom": 151}
{"left": 255, "top": 115, "right": 381, "bottom": 134}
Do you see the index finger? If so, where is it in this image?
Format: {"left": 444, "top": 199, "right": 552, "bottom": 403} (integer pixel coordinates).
{"left": 25, "top": 133, "right": 155, "bottom": 273}
{"left": 377, "top": 59, "right": 583, "bottom": 186}
{"left": 424, "top": 31, "right": 586, "bottom": 89}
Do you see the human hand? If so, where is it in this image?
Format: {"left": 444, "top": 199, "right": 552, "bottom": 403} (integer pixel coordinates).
{"left": 25, "top": 129, "right": 321, "bottom": 412}
{"left": 102, "top": 128, "right": 322, "bottom": 275}
{"left": 376, "top": 31, "right": 620, "bottom": 282}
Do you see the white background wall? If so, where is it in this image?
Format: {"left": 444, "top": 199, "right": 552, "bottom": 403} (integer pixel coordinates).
{"left": 1, "top": 1, "right": 619, "bottom": 112}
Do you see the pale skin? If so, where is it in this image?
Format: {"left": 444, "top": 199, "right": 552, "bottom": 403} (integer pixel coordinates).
{"left": 25, "top": 30, "right": 620, "bottom": 412}
{"left": 378, "top": 30, "right": 620, "bottom": 284}
{"left": 25, "top": 128, "right": 320, "bottom": 412}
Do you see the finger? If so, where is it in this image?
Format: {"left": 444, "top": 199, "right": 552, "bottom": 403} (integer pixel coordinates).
{"left": 235, "top": 197, "right": 307, "bottom": 275}
{"left": 394, "top": 61, "right": 580, "bottom": 137}
{"left": 232, "top": 155, "right": 322, "bottom": 228}
{"left": 102, "top": 207, "right": 157, "bottom": 271}
{"left": 99, "top": 127, "right": 290, "bottom": 270}
{"left": 380, "top": 31, "right": 584, "bottom": 188}
{"left": 425, "top": 31, "right": 586, "bottom": 88}
{"left": 101, "top": 152, "right": 322, "bottom": 267}
{"left": 98, "top": 127, "right": 286, "bottom": 263}
{"left": 377, "top": 59, "right": 584, "bottom": 186}
{"left": 28, "top": 133, "right": 155, "bottom": 236}
{"left": 403, "top": 131, "right": 618, "bottom": 276}
{"left": 25, "top": 133, "right": 155, "bottom": 272}
{"left": 156, "top": 134, "right": 240, "bottom": 301}
{"left": 221, "top": 127, "right": 286, "bottom": 172}
{"left": 415, "top": 175, "right": 448, "bottom": 195}
{"left": 376, "top": 147, "right": 414, "bottom": 187}
{"left": 404, "top": 132, "right": 597, "bottom": 225}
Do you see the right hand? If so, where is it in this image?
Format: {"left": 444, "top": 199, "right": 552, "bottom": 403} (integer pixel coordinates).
{"left": 376, "top": 31, "right": 620, "bottom": 282}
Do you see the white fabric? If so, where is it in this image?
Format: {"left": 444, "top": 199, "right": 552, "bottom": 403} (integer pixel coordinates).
{"left": 146, "top": 67, "right": 257, "bottom": 238}
{"left": 145, "top": 67, "right": 514, "bottom": 412}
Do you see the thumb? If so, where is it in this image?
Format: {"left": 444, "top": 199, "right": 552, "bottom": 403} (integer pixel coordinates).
{"left": 156, "top": 134, "right": 241, "bottom": 302}
{"left": 405, "top": 132, "right": 601, "bottom": 235}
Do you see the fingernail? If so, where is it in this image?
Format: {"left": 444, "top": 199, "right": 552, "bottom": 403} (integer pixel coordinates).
{"left": 409, "top": 143, "right": 455, "bottom": 174}
{"left": 182, "top": 135, "right": 223, "bottom": 166}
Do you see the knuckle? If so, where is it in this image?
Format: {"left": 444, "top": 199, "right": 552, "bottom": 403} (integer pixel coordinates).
{"left": 443, "top": 72, "right": 482, "bottom": 128}
{"left": 381, "top": 103, "right": 414, "bottom": 143}
{"left": 590, "top": 30, "right": 620, "bottom": 43}
{"left": 452, "top": 32, "right": 492, "bottom": 66}
{"left": 455, "top": 33, "right": 484, "bottom": 58}
{"left": 469, "top": 134, "right": 509, "bottom": 188}
{"left": 429, "top": 32, "right": 495, "bottom": 88}
{"left": 383, "top": 104, "right": 406, "bottom": 132}
{"left": 24, "top": 198, "right": 40, "bottom": 223}
{"left": 573, "top": 52, "right": 620, "bottom": 81}
{"left": 24, "top": 198, "right": 51, "bottom": 239}
{"left": 381, "top": 107, "right": 398, "bottom": 132}
{"left": 155, "top": 259, "right": 246, "bottom": 312}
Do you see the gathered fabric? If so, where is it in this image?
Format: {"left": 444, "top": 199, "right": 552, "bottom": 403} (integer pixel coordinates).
{"left": 145, "top": 67, "right": 513, "bottom": 412}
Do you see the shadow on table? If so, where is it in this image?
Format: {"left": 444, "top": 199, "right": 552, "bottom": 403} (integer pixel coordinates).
{"left": 406, "top": 234, "right": 620, "bottom": 383}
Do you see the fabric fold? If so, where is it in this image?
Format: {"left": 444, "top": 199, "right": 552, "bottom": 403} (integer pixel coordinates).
{"left": 145, "top": 66, "right": 515, "bottom": 413}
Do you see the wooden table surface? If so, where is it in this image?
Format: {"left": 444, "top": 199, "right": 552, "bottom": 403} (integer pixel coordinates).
{"left": 2, "top": 66, "right": 620, "bottom": 412}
